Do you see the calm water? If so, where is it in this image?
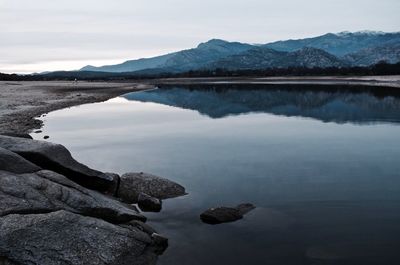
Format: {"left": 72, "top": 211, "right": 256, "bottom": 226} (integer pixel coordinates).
{"left": 33, "top": 85, "right": 400, "bottom": 265}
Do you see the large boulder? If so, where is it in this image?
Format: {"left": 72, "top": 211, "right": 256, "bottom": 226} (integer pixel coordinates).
{"left": 0, "top": 147, "right": 41, "bottom": 174}
{"left": 200, "top": 203, "right": 256, "bottom": 224}
{"left": 118, "top": 172, "right": 186, "bottom": 203}
{"left": 0, "top": 210, "right": 164, "bottom": 265}
{"left": 0, "top": 170, "right": 145, "bottom": 223}
{"left": 0, "top": 135, "right": 115, "bottom": 191}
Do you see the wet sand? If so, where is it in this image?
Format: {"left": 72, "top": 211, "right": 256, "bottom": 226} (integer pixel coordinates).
{"left": 0, "top": 81, "right": 153, "bottom": 134}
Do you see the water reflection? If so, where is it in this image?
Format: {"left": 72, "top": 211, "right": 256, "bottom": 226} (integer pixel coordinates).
{"left": 33, "top": 84, "right": 400, "bottom": 265}
{"left": 124, "top": 85, "right": 400, "bottom": 124}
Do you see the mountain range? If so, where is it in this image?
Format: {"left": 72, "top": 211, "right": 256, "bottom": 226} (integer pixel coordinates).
{"left": 81, "top": 31, "right": 400, "bottom": 74}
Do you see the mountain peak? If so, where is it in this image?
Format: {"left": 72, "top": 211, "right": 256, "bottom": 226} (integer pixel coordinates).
{"left": 197, "top": 39, "right": 230, "bottom": 48}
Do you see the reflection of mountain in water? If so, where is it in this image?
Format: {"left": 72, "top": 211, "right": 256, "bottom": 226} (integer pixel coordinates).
{"left": 123, "top": 85, "right": 400, "bottom": 124}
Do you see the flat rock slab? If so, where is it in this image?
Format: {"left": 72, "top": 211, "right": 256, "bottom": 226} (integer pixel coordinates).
{"left": 0, "top": 133, "right": 32, "bottom": 139}
{"left": 0, "top": 210, "right": 162, "bottom": 265}
{"left": 118, "top": 172, "right": 186, "bottom": 203}
{"left": 0, "top": 147, "right": 41, "bottom": 174}
{"left": 0, "top": 135, "right": 115, "bottom": 191}
{"left": 200, "top": 203, "right": 256, "bottom": 224}
{"left": 0, "top": 170, "right": 145, "bottom": 223}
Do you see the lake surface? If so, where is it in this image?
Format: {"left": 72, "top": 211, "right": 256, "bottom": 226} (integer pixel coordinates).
{"left": 33, "top": 84, "right": 400, "bottom": 265}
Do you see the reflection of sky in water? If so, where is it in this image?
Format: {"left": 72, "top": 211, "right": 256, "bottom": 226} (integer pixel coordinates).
{"left": 33, "top": 87, "right": 400, "bottom": 265}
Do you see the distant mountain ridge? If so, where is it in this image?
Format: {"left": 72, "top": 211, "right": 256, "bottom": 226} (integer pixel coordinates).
{"left": 80, "top": 31, "right": 400, "bottom": 74}
{"left": 208, "top": 47, "right": 346, "bottom": 70}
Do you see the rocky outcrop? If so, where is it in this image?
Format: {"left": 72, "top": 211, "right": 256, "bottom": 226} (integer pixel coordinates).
{"left": 0, "top": 135, "right": 115, "bottom": 191}
{"left": 0, "top": 135, "right": 185, "bottom": 264}
{"left": 0, "top": 210, "right": 164, "bottom": 265}
{"left": 138, "top": 193, "right": 162, "bottom": 212}
{"left": 0, "top": 170, "right": 145, "bottom": 223}
{"left": 118, "top": 172, "right": 186, "bottom": 203}
{"left": 0, "top": 147, "right": 41, "bottom": 174}
{"left": 200, "top": 203, "right": 255, "bottom": 224}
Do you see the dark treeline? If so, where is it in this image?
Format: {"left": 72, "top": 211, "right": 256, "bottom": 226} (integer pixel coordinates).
{"left": 1, "top": 61, "right": 400, "bottom": 81}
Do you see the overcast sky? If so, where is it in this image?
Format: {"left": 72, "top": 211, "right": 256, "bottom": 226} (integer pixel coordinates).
{"left": 1, "top": 0, "right": 399, "bottom": 73}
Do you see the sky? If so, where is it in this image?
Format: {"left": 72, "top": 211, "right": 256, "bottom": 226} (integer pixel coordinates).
{"left": 1, "top": 0, "right": 399, "bottom": 74}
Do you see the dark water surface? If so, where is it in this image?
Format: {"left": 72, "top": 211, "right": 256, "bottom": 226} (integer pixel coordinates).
{"left": 33, "top": 85, "right": 400, "bottom": 265}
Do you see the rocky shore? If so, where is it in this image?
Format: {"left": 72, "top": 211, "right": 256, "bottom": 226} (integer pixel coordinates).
{"left": 0, "top": 80, "right": 257, "bottom": 265}
{"left": 0, "top": 134, "right": 186, "bottom": 264}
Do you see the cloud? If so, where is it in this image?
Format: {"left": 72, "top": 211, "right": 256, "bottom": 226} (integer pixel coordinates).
{"left": 1, "top": 0, "right": 399, "bottom": 73}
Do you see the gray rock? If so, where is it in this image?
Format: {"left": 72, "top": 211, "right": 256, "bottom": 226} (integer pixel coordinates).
{"left": 0, "top": 135, "right": 115, "bottom": 191}
{"left": 200, "top": 203, "right": 256, "bottom": 224}
{"left": 236, "top": 203, "right": 256, "bottom": 215}
{"left": 0, "top": 147, "right": 41, "bottom": 174}
{"left": 0, "top": 133, "right": 32, "bottom": 139}
{"left": 0, "top": 210, "right": 163, "bottom": 265}
{"left": 138, "top": 193, "right": 162, "bottom": 212}
{"left": 0, "top": 170, "right": 145, "bottom": 223}
{"left": 129, "top": 220, "right": 158, "bottom": 235}
{"left": 118, "top": 172, "right": 186, "bottom": 203}
{"left": 151, "top": 233, "right": 169, "bottom": 255}
{"left": 105, "top": 172, "right": 120, "bottom": 196}
{"left": 0, "top": 257, "right": 17, "bottom": 265}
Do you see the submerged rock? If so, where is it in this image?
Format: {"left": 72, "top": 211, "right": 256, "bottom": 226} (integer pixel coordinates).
{"left": 200, "top": 203, "right": 256, "bottom": 224}
{"left": 236, "top": 203, "right": 256, "bottom": 215}
{"left": 118, "top": 172, "right": 186, "bottom": 203}
{"left": 0, "top": 210, "right": 162, "bottom": 265}
{"left": 0, "top": 170, "right": 145, "bottom": 223}
{"left": 0, "top": 135, "right": 116, "bottom": 191}
{"left": 0, "top": 147, "right": 41, "bottom": 174}
{"left": 138, "top": 193, "right": 162, "bottom": 212}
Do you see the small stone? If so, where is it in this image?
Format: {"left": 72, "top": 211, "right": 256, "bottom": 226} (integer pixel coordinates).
{"left": 151, "top": 233, "right": 168, "bottom": 255}
{"left": 104, "top": 172, "right": 120, "bottom": 196}
{"left": 200, "top": 203, "right": 256, "bottom": 224}
{"left": 138, "top": 193, "right": 162, "bottom": 212}
{"left": 43, "top": 135, "right": 49, "bottom": 139}
{"left": 34, "top": 130, "right": 42, "bottom": 133}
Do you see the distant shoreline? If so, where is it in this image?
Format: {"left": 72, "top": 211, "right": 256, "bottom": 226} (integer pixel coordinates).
{"left": 154, "top": 75, "right": 400, "bottom": 88}
{"left": 1, "top": 76, "right": 399, "bottom": 134}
